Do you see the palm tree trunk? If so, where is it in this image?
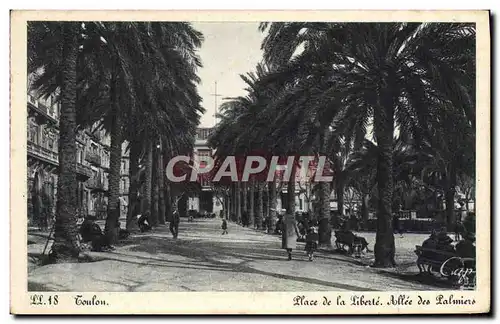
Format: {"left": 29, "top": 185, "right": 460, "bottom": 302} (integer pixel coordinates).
{"left": 318, "top": 131, "right": 332, "bottom": 247}
{"left": 143, "top": 140, "right": 153, "bottom": 224}
{"left": 256, "top": 182, "right": 263, "bottom": 229}
{"left": 225, "top": 193, "right": 230, "bottom": 220}
{"left": 163, "top": 150, "right": 173, "bottom": 222}
{"left": 263, "top": 186, "right": 268, "bottom": 219}
{"left": 104, "top": 75, "right": 123, "bottom": 245}
{"left": 158, "top": 143, "right": 166, "bottom": 225}
{"left": 236, "top": 182, "right": 242, "bottom": 223}
{"left": 373, "top": 97, "right": 396, "bottom": 267}
{"left": 242, "top": 182, "right": 248, "bottom": 224}
{"left": 318, "top": 182, "right": 331, "bottom": 246}
{"left": 151, "top": 143, "right": 159, "bottom": 226}
{"left": 164, "top": 181, "right": 172, "bottom": 222}
{"left": 126, "top": 139, "right": 140, "bottom": 231}
{"left": 269, "top": 180, "right": 277, "bottom": 231}
{"left": 229, "top": 184, "right": 234, "bottom": 221}
{"left": 249, "top": 179, "right": 255, "bottom": 227}
{"left": 445, "top": 168, "right": 457, "bottom": 231}
{"left": 287, "top": 166, "right": 296, "bottom": 215}
{"left": 336, "top": 179, "right": 344, "bottom": 216}
{"left": 361, "top": 193, "right": 370, "bottom": 222}
{"left": 52, "top": 23, "right": 80, "bottom": 261}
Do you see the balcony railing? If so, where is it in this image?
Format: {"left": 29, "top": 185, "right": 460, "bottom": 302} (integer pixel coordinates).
{"left": 75, "top": 163, "right": 93, "bottom": 179}
{"left": 87, "top": 177, "right": 108, "bottom": 191}
{"left": 27, "top": 140, "right": 95, "bottom": 180}
{"left": 27, "top": 140, "right": 58, "bottom": 165}
{"left": 27, "top": 94, "right": 58, "bottom": 124}
{"left": 86, "top": 152, "right": 101, "bottom": 166}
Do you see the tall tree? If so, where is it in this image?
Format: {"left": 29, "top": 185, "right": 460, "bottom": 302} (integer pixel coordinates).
{"left": 53, "top": 23, "right": 80, "bottom": 260}
{"left": 28, "top": 22, "right": 82, "bottom": 261}
{"left": 126, "top": 139, "right": 143, "bottom": 231}
{"left": 143, "top": 141, "right": 154, "bottom": 223}
{"left": 151, "top": 140, "right": 160, "bottom": 226}
{"left": 260, "top": 22, "right": 475, "bottom": 266}
{"left": 158, "top": 139, "right": 166, "bottom": 225}
{"left": 249, "top": 179, "right": 255, "bottom": 227}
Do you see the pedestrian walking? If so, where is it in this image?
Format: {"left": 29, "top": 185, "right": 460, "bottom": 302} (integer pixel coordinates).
{"left": 393, "top": 213, "right": 403, "bottom": 238}
{"left": 170, "top": 210, "right": 180, "bottom": 238}
{"left": 221, "top": 219, "right": 228, "bottom": 235}
{"left": 281, "top": 213, "right": 299, "bottom": 260}
{"left": 305, "top": 226, "right": 319, "bottom": 261}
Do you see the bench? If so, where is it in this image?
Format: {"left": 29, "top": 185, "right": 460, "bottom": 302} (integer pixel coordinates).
{"left": 334, "top": 231, "right": 368, "bottom": 257}
{"left": 415, "top": 245, "right": 476, "bottom": 284}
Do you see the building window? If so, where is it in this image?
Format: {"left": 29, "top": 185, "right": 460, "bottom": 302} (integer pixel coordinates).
{"left": 49, "top": 94, "right": 56, "bottom": 115}
{"left": 28, "top": 124, "right": 38, "bottom": 143}
{"left": 47, "top": 137, "right": 54, "bottom": 151}
{"left": 299, "top": 198, "right": 303, "bottom": 210}
{"left": 77, "top": 148, "right": 83, "bottom": 163}
{"left": 84, "top": 191, "right": 88, "bottom": 209}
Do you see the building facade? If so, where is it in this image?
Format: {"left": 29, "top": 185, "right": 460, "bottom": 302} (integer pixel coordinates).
{"left": 186, "top": 127, "right": 311, "bottom": 215}
{"left": 187, "top": 127, "right": 223, "bottom": 215}
{"left": 27, "top": 77, "right": 130, "bottom": 227}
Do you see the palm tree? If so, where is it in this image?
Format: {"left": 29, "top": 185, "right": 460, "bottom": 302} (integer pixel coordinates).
{"left": 80, "top": 22, "right": 146, "bottom": 243}
{"left": 157, "top": 139, "right": 166, "bottom": 225}
{"left": 91, "top": 22, "right": 203, "bottom": 238}
{"left": 28, "top": 21, "right": 205, "bottom": 250}
{"left": 52, "top": 23, "right": 81, "bottom": 260}
{"left": 248, "top": 178, "right": 255, "bottom": 227}
{"left": 346, "top": 137, "right": 423, "bottom": 224}
{"left": 28, "top": 22, "right": 85, "bottom": 261}
{"left": 256, "top": 182, "right": 264, "bottom": 229}
{"left": 126, "top": 138, "right": 144, "bottom": 231}
{"left": 260, "top": 22, "right": 475, "bottom": 266}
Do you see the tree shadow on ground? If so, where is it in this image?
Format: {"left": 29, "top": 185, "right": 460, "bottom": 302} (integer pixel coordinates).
{"left": 101, "top": 224, "right": 446, "bottom": 291}
{"left": 376, "top": 271, "right": 456, "bottom": 289}
{"left": 102, "top": 254, "right": 377, "bottom": 291}
{"left": 120, "top": 236, "right": 378, "bottom": 291}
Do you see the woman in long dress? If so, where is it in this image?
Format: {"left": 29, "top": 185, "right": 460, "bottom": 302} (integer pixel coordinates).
{"left": 282, "top": 213, "right": 300, "bottom": 260}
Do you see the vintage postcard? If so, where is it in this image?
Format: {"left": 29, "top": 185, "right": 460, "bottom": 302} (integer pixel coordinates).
{"left": 10, "top": 10, "right": 490, "bottom": 315}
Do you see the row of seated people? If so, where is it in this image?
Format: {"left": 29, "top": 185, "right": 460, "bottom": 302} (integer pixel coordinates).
{"left": 420, "top": 228, "right": 475, "bottom": 260}
{"left": 79, "top": 214, "right": 153, "bottom": 252}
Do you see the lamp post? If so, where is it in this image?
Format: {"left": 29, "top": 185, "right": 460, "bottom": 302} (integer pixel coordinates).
{"left": 211, "top": 81, "right": 222, "bottom": 128}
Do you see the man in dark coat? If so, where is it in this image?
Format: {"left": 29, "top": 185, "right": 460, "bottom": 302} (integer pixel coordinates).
{"left": 393, "top": 213, "right": 403, "bottom": 237}
{"left": 170, "top": 210, "right": 180, "bottom": 238}
{"left": 221, "top": 219, "right": 228, "bottom": 235}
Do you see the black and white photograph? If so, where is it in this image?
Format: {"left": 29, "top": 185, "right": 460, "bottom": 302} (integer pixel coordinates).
{"left": 10, "top": 10, "right": 490, "bottom": 315}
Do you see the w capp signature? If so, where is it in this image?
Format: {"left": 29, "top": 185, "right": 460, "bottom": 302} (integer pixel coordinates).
{"left": 440, "top": 257, "right": 476, "bottom": 289}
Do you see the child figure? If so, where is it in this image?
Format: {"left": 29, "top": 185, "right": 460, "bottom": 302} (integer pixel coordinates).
{"left": 305, "top": 226, "right": 319, "bottom": 261}
{"left": 221, "top": 219, "right": 228, "bottom": 235}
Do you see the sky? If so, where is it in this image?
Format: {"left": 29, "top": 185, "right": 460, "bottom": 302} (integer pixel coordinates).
{"left": 191, "top": 22, "right": 265, "bottom": 128}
